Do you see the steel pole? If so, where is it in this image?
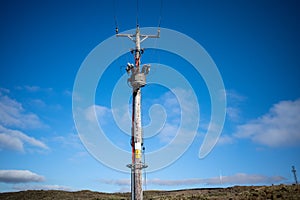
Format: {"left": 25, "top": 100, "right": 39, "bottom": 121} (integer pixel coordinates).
{"left": 116, "top": 25, "right": 159, "bottom": 200}
{"left": 133, "top": 26, "right": 143, "bottom": 200}
{"left": 133, "top": 89, "right": 143, "bottom": 200}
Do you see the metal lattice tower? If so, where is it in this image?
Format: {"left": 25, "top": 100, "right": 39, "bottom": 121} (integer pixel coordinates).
{"left": 116, "top": 26, "right": 159, "bottom": 200}
{"left": 292, "top": 166, "right": 298, "bottom": 185}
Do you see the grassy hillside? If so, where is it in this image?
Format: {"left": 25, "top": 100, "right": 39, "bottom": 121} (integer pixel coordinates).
{"left": 0, "top": 184, "right": 299, "bottom": 200}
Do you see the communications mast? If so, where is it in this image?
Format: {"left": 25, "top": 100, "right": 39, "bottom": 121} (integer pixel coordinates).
{"left": 292, "top": 166, "right": 298, "bottom": 185}
{"left": 116, "top": 26, "right": 160, "bottom": 200}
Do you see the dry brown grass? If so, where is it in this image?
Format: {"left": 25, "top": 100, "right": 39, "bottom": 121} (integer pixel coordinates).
{"left": 0, "top": 184, "right": 299, "bottom": 200}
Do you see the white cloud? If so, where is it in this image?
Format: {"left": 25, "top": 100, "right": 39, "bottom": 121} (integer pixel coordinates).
{"left": 0, "top": 170, "right": 45, "bottom": 183}
{"left": 0, "top": 92, "right": 49, "bottom": 152}
{"left": 0, "top": 94, "right": 45, "bottom": 130}
{"left": 0, "top": 132, "right": 23, "bottom": 151}
{"left": 0, "top": 125, "right": 48, "bottom": 152}
{"left": 234, "top": 99, "right": 300, "bottom": 147}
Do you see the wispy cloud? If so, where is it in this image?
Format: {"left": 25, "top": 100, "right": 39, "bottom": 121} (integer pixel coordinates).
{"left": 148, "top": 174, "right": 285, "bottom": 186}
{"left": 109, "top": 87, "right": 198, "bottom": 143}
{"left": 217, "top": 134, "right": 234, "bottom": 145}
{"left": 153, "top": 88, "right": 199, "bottom": 144}
{"left": 0, "top": 125, "right": 49, "bottom": 152}
{"left": 52, "top": 133, "right": 82, "bottom": 150}
{"left": 100, "top": 179, "right": 130, "bottom": 186}
{"left": 0, "top": 170, "right": 45, "bottom": 184}
{"left": 0, "top": 88, "right": 10, "bottom": 94}
{"left": 159, "top": 91, "right": 180, "bottom": 117}
{"left": 0, "top": 92, "right": 50, "bottom": 152}
{"left": 226, "top": 90, "right": 247, "bottom": 103}
{"left": 28, "top": 99, "right": 62, "bottom": 111}
{"left": 0, "top": 94, "right": 46, "bottom": 130}
{"left": 51, "top": 132, "right": 88, "bottom": 162}
{"left": 157, "top": 123, "right": 178, "bottom": 143}
{"left": 99, "top": 179, "right": 131, "bottom": 192}
{"left": 63, "top": 89, "right": 72, "bottom": 97}
{"left": 13, "top": 184, "right": 72, "bottom": 191}
{"left": 226, "top": 107, "right": 241, "bottom": 122}
{"left": 159, "top": 88, "right": 198, "bottom": 123}
{"left": 24, "top": 85, "right": 42, "bottom": 92}
{"left": 234, "top": 99, "right": 300, "bottom": 147}
{"left": 16, "top": 85, "right": 53, "bottom": 93}
{"left": 84, "top": 105, "right": 111, "bottom": 124}
{"left": 225, "top": 90, "right": 247, "bottom": 122}
{"left": 117, "top": 186, "right": 130, "bottom": 193}
{"left": 100, "top": 173, "right": 285, "bottom": 187}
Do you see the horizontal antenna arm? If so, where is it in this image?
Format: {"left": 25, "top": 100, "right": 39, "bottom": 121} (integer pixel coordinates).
{"left": 116, "top": 34, "right": 135, "bottom": 42}
{"left": 140, "top": 29, "right": 160, "bottom": 43}
{"left": 141, "top": 29, "right": 160, "bottom": 38}
{"left": 116, "top": 28, "right": 160, "bottom": 44}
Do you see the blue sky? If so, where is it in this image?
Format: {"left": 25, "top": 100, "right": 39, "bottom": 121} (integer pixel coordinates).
{"left": 0, "top": 0, "right": 300, "bottom": 193}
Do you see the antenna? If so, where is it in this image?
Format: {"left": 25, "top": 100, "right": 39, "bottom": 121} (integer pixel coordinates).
{"left": 219, "top": 170, "right": 223, "bottom": 185}
{"left": 292, "top": 166, "right": 298, "bottom": 185}
{"left": 117, "top": 26, "right": 159, "bottom": 200}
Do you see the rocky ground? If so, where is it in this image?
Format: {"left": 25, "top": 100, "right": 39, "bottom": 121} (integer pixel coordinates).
{"left": 0, "top": 184, "right": 299, "bottom": 200}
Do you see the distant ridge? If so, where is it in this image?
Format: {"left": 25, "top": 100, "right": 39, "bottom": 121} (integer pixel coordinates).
{"left": 0, "top": 184, "right": 299, "bottom": 200}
